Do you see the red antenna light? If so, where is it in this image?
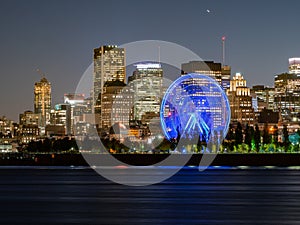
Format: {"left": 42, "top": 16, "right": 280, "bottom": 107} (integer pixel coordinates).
{"left": 221, "top": 36, "right": 226, "bottom": 65}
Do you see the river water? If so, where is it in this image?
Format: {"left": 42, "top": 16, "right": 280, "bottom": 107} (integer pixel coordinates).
{"left": 0, "top": 166, "right": 300, "bottom": 224}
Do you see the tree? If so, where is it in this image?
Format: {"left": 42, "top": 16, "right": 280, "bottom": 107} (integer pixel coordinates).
{"left": 158, "top": 138, "right": 172, "bottom": 152}
{"left": 42, "top": 138, "right": 52, "bottom": 152}
{"left": 262, "top": 123, "right": 271, "bottom": 145}
{"left": 225, "top": 124, "right": 234, "bottom": 151}
{"left": 196, "top": 135, "right": 202, "bottom": 153}
{"left": 226, "top": 124, "right": 234, "bottom": 140}
{"left": 36, "top": 140, "right": 43, "bottom": 152}
{"left": 27, "top": 140, "right": 38, "bottom": 152}
{"left": 283, "top": 124, "right": 289, "bottom": 152}
{"left": 273, "top": 125, "right": 278, "bottom": 146}
{"left": 70, "top": 138, "right": 79, "bottom": 151}
{"left": 254, "top": 124, "right": 261, "bottom": 152}
{"left": 244, "top": 123, "right": 252, "bottom": 148}
{"left": 235, "top": 122, "right": 243, "bottom": 146}
{"left": 53, "top": 139, "right": 62, "bottom": 152}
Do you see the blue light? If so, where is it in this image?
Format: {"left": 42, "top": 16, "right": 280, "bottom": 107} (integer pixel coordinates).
{"left": 160, "top": 73, "right": 230, "bottom": 145}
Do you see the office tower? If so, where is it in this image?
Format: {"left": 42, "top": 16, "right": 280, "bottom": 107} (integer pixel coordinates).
{"left": 49, "top": 104, "right": 71, "bottom": 135}
{"left": 221, "top": 65, "right": 231, "bottom": 91}
{"left": 64, "top": 94, "right": 86, "bottom": 116}
{"left": 64, "top": 93, "right": 88, "bottom": 134}
{"left": 101, "top": 80, "right": 133, "bottom": 130}
{"left": 63, "top": 94, "right": 93, "bottom": 138}
{"left": 128, "top": 63, "right": 163, "bottom": 124}
{"left": 251, "top": 85, "right": 275, "bottom": 112}
{"left": 93, "top": 45, "right": 125, "bottom": 126}
{"left": 227, "top": 73, "right": 255, "bottom": 124}
{"left": 34, "top": 77, "right": 51, "bottom": 128}
{"left": 181, "top": 61, "right": 231, "bottom": 90}
{"left": 274, "top": 73, "right": 300, "bottom": 122}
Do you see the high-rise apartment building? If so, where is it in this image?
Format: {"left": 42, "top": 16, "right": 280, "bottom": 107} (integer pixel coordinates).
{"left": 93, "top": 45, "right": 125, "bottom": 126}
{"left": 128, "top": 63, "right": 163, "bottom": 124}
{"left": 34, "top": 77, "right": 51, "bottom": 128}
{"left": 227, "top": 73, "right": 255, "bottom": 124}
{"left": 274, "top": 73, "right": 300, "bottom": 122}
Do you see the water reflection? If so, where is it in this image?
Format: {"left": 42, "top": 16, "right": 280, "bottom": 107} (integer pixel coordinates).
{"left": 0, "top": 167, "right": 299, "bottom": 224}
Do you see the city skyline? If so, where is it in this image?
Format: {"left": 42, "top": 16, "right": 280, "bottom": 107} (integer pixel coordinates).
{"left": 1, "top": 52, "right": 299, "bottom": 123}
{"left": 2, "top": 1, "right": 300, "bottom": 120}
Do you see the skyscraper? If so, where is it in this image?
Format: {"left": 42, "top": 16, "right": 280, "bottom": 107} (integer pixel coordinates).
{"left": 93, "top": 45, "right": 126, "bottom": 126}
{"left": 34, "top": 77, "right": 51, "bottom": 128}
{"left": 227, "top": 73, "right": 255, "bottom": 124}
{"left": 274, "top": 73, "right": 300, "bottom": 122}
{"left": 128, "top": 63, "right": 163, "bottom": 124}
{"left": 181, "top": 61, "right": 231, "bottom": 91}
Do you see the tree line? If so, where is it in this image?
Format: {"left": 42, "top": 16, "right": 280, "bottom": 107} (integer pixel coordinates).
{"left": 23, "top": 122, "right": 293, "bottom": 153}
{"left": 25, "top": 137, "right": 78, "bottom": 153}
{"left": 222, "top": 122, "right": 290, "bottom": 153}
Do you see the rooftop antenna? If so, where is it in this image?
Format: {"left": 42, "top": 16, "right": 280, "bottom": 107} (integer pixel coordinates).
{"left": 222, "top": 36, "right": 226, "bottom": 65}
{"left": 36, "top": 68, "right": 45, "bottom": 78}
{"left": 158, "top": 46, "right": 161, "bottom": 64}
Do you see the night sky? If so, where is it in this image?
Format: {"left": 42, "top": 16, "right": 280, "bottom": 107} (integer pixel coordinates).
{"left": 1, "top": 0, "right": 300, "bottom": 121}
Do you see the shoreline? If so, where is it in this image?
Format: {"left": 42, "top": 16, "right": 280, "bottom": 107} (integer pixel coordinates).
{"left": 0, "top": 153, "right": 300, "bottom": 166}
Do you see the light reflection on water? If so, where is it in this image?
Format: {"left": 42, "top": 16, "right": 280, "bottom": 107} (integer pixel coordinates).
{"left": 0, "top": 167, "right": 300, "bottom": 224}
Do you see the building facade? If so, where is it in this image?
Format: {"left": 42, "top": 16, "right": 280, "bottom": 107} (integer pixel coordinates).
{"left": 251, "top": 85, "right": 275, "bottom": 112}
{"left": 49, "top": 104, "right": 72, "bottom": 135}
{"left": 19, "top": 110, "right": 40, "bottom": 126}
{"left": 274, "top": 73, "right": 300, "bottom": 122}
{"left": 64, "top": 93, "right": 92, "bottom": 134}
{"left": 181, "top": 61, "right": 231, "bottom": 91}
{"left": 93, "top": 45, "right": 125, "bottom": 126}
{"left": 34, "top": 77, "right": 51, "bottom": 128}
{"left": 289, "top": 57, "right": 300, "bottom": 74}
{"left": 227, "top": 73, "right": 255, "bottom": 124}
{"left": 101, "top": 80, "right": 133, "bottom": 130}
{"left": 128, "top": 63, "right": 163, "bottom": 124}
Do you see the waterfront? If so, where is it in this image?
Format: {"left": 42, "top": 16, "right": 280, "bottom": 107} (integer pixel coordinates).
{"left": 1, "top": 167, "right": 300, "bottom": 224}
